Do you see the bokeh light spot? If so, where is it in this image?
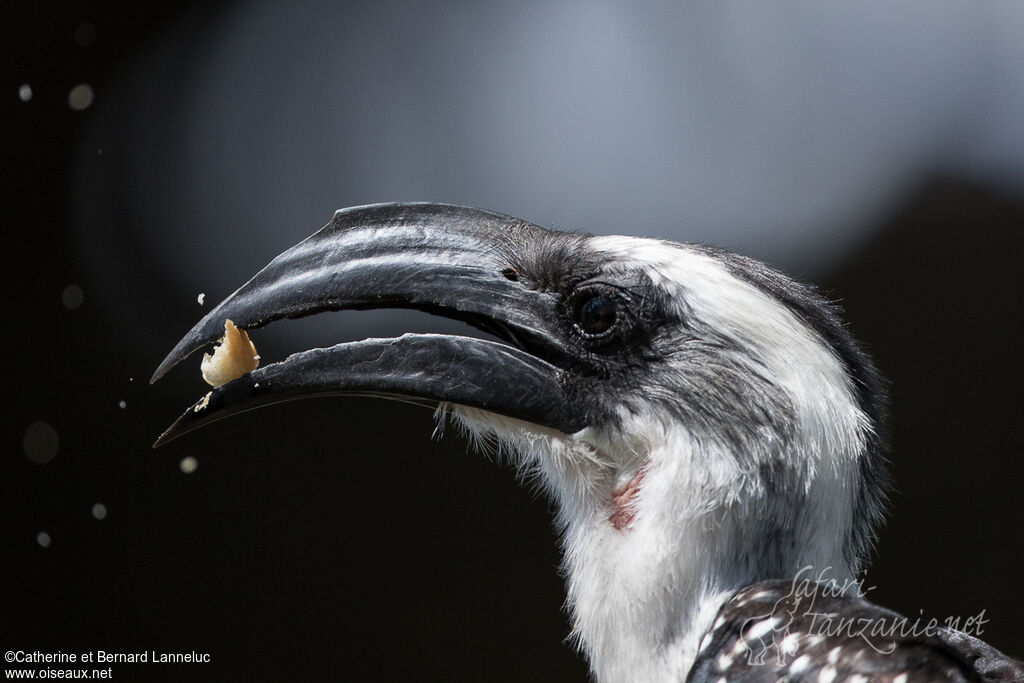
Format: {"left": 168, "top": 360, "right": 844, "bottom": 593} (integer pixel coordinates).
{"left": 62, "top": 283, "right": 84, "bottom": 309}
{"left": 75, "top": 22, "right": 96, "bottom": 47}
{"left": 68, "top": 84, "right": 94, "bottom": 111}
{"left": 23, "top": 421, "right": 59, "bottom": 464}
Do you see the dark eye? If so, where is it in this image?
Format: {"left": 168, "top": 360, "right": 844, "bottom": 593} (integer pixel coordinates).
{"left": 573, "top": 291, "right": 620, "bottom": 338}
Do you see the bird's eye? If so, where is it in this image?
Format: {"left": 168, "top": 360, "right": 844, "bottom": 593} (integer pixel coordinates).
{"left": 572, "top": 291, "right": 620, "bottom": 338}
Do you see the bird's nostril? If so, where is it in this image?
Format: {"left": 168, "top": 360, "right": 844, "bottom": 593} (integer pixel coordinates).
{"left": 501, "top": 267, "right": 520, "bottom": 282}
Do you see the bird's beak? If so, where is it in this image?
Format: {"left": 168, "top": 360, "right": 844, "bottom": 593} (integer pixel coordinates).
{"left": 151, "top": 203, "right": 585, "bottom": 447}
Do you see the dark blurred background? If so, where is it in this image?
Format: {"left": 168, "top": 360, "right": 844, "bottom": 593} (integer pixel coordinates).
{"left": 3, "top": 1, "right": 1023, "bottom": 681}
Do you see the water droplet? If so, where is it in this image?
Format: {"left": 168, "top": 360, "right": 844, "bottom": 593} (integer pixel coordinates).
{"left": 62, "top": 284, "right": 84, "bottom": 309}
{"left": 92, "top": 503, "right": 108, "bottom": 520}
{"left": 18, "top": 84, "right": 32, "bottom": 102}
{"left": 180, "top": 456, "right": 198, "bottom": 474}
{"left": 23, "top": 421, "right": 59, "bottom": 464}
{"left": 37, "top": 531, "right": 52, "bottom": 548}
{"left": 68, "top": 84, "right": 94, "bottom": 111}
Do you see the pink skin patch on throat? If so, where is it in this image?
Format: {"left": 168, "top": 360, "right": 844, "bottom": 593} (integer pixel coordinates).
{"left": 609, "top": 468, "right": 646, "bottom": 531}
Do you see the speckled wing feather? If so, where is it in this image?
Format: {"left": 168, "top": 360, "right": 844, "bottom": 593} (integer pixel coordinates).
{"left": 686, "top": 579, "right": 1024, "bottom": 682}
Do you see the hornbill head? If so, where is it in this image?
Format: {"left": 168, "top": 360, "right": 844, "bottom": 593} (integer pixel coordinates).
{"left": 152, "top": 203, "right": 888, "bottom": 682}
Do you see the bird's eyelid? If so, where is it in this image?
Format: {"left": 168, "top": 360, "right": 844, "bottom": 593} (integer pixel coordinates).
{"left": 570, "top": 279, "right": 644, "bottom": 301}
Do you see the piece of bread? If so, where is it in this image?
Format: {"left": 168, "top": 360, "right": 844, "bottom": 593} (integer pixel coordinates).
{"left": 200, "top": 319, "right": 260, "bottom": 387}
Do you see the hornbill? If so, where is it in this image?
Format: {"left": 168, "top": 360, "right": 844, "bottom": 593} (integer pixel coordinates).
{"left": 152, "top": 203, "right": 1022, "bottom": 682}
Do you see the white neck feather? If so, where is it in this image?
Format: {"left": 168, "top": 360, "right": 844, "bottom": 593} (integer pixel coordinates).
{"left": 543, "top": 424, "right": 858, "bottom": 683}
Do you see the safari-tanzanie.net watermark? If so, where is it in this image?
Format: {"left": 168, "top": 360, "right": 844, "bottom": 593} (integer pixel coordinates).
{"left": 735, "top": 565, "right": 989, "bottom": 665}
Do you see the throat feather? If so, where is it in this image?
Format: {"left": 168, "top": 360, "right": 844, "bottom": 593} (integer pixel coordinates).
{"left": 608, "top": 468, "right": 646, "bottom": 531}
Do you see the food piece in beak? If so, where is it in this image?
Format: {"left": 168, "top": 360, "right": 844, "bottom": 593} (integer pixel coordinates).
{"left": 200, "top": 319, "right": 260, "bottom": 387}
